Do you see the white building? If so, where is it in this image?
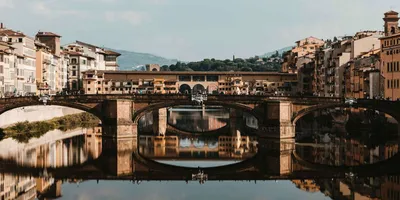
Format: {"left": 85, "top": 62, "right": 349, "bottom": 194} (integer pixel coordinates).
{"left": 0, "top": 25, "right": 36, "bottom": 96}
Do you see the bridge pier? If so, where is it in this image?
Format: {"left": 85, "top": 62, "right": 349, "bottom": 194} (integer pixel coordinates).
{"left": 259, "top": 102, "right": 295, "bottom": 139}
{"left": 257, "top": 138, "right": 295, "bottom": 175}
{"left": 102, "top": 100, "right": 137, "bottom": 138}
{"left": 229, "top": 108, "right": 244, "bottom": 136}
{"left": 100, "top": 136, "right": 137, "bottom": 176}
{"left": 153, "top": 108, "right": 167, "bottom": 136}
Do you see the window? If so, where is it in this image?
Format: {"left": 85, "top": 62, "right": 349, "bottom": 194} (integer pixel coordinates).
{"left": 72, "top": 70, "right": 76, "bottom": 76}
{"left": 98, "top": 88, "right": 101, "bottom": 91}
{"left": 105, "top": 88, "right": 108, "bottom": 91}
{"left": 82, "top": 60, "right": 86, "bottom": 65}
{"left": 71, "top": 58, "right": 77, "bottom": 64}
{"left": 18, "top": 38, "right": 22, "bottom": 43}
{"left": 88, "top": 88, "right": 91, "bottom": 91}
{"left": 0, "top": 65, "right": 3, "bottom": 73}
{"left": 388, "top": 80, "right": 390, "bottom": 88}
{"left": 97, "top": 81, "right": 101, "bottom": 84}
{"left": 88, "top": 81, "right": 91, "bottom": 84}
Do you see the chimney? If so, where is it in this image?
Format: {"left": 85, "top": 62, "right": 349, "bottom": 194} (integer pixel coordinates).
{"left": 0, "top": 23, "right": 3, "bottom": 29}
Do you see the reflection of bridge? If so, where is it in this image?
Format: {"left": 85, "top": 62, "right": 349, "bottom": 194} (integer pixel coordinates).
{"left": 0, "top": 94, "right": 347, "bottom": 139}
{"left": 1, "top": 126, "right": 400, "bottom": 182}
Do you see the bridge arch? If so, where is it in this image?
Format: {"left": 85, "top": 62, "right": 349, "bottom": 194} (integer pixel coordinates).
{"left": 0, "top": 97, "right": 104, "bottom": 123}
{"left": 292, "top": 103, "right": 345, "bottom": 125}
{"left": 133, "top": 101, "right": 261, "bottom": 125}
{"left": 292, "top": 100, "right": 400, "bottom": 126}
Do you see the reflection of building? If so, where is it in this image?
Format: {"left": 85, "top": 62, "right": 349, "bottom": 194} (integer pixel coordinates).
{"left": 218, "top": 136, "right": 258, "bottom": 158}
{"left": 138, "top": 135, "right": 257, "bottom": 160}
{"left": 82, "top": 70, "right": 297, "bottom": 95}
{"left": 292, "top": 180, "right": 320, "bottom": 193}
{"left": 0, "top": 127, "right": 102, "bottom": 200}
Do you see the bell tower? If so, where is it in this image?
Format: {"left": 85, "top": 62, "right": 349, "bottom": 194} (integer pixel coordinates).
{"left": 383, "top": 10, "right": 400, "bottom": 36}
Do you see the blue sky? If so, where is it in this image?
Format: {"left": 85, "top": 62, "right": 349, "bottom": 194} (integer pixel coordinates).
{"left": 0, "top": 0, "right": 399, "bottom": 61}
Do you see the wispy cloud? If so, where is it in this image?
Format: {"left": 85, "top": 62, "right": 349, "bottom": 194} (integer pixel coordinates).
{"left": 0, "top": 0, "right": 14, "bottom": 8}
{"left": 32, "top": 1, "right": 83, "bottom": 17}
{"left": 105, "top": 11, "right": 150, "bottom": 26}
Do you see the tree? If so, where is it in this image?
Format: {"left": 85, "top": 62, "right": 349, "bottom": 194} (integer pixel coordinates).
{"left": 161, "top": 65, "right": 170, "bottom": 71}
{"left": 333, "top": 37, "right": 338, "bottom": 42}
{"left": 240, "top": 67, "right": 253, "bottom": 71}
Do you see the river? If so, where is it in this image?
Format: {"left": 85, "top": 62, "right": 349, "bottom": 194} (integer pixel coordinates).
{"left": 0, "top": 105, "right": 398, "bottom": 200}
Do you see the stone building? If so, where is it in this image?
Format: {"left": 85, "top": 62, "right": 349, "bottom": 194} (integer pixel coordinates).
{"left": 380, "top": 10, "right": 400, "bottom": 100}
{"left": 82, "top": 70, "right": 297, "bottom": 95}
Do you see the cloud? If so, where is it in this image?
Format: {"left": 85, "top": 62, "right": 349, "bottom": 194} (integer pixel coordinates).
{"left": 146, "top": 0, "right": 167, "bottom": 5}
{"left": 32, "top": 1, "right": 83, "bottom": 17}
{"left": 0, "top": 0, "right": 14, "bottom": 8}
{"left": 105, "top": 11, "right": 150, "bottom": 26}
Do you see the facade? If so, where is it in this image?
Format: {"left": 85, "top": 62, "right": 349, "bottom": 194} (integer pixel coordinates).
{"left": 0, "top": 41, "right": 15, "bottom": 98}
{"left": 35, "top": 41, "right": 56, "bottom": 94}
{"left": 0, "top": 26, "right": 37, "bottom": 96}
{"left": 292, "top": 36, "right": 325, "bottom": 57}
{"left": 36, "top": 31, "right": 68, "bottom": 93}
{"left": 380, "top": 10, "right": 400, "bottom": 100}
{"left": 0, "top": 25, "right": 36, "bottom": 95}
{"left": 63, "top": 41, "right": 120, "bottom": 92}
{"left": 82, "top": 70, "right": 298, "bottom": 95}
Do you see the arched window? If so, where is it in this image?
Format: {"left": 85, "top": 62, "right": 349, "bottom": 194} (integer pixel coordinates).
{"left": 391, "top": 26, "right": 396, "bottom": 34}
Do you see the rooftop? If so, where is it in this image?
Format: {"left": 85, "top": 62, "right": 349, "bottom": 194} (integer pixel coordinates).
{"left": 105, "top": 50, "right": 121, "bottom": 56}
{"left": 36, "top": 31, "right": 61, "bottom": 37}
{"left": 0, "top": 29, "right": 25, "bottom": 37}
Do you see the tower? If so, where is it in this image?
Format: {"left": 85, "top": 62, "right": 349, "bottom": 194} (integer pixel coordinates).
{"left": 383, "top": 10, "right": 400, "bottom": 36}
{"left": 35, "top": 32, "right": 61, "bottom": 56}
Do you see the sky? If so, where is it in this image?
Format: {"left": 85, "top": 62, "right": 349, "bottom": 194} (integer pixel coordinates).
{"left": 0, "top": 0, "right": 399, "bottom": 61}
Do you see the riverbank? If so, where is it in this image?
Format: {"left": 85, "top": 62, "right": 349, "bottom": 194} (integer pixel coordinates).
{"left": 0, "top": 112, "right": 99, "bottom": 143}
{"left": 0, "top": 105, "right": 83, "bottom": 128}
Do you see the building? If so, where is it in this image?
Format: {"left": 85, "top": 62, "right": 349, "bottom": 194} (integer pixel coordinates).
{"left": 292, "top": 36, "right": 325, "bottom": 57}
{"left": 63, "top": 41, "right": 120, "bottom": 92}
{"left": 35, "top": 41, "right": 56, "bottom": 94}
{"left": 36, "top": 31, "right": 68, "bottom": 93}
{"left": 82, "top": 70, "right": 298, "bottom": 95}
{"left": 345, "top": 51, "right": 382, "bottom": 99}
{"left": 0, "top": 24, "right": 37, "bottom": 96}
{"left": 0, "top": 40, "right": 15, "bottom": 97}
{"left": 380, "top": 10, "right": 400, "bottom": 100}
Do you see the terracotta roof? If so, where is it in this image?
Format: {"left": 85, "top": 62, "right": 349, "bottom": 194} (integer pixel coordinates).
{"left": 36, "top": 31, "right": 61, "bottom": 37}
{"left": 385, "top": 10, "right": 399, "bottom": 15}
{"left": 0, "top": 29, "right": 25, "bottom": 37}
{"left": 105, "top": 50, "right": 121, "bottom": 56}
{"left": 76, "top": 40, "right": 100, "bottom": 50}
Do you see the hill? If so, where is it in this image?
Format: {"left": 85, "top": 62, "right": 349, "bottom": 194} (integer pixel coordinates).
{"left": 260, "top": 46, "right": 293, "bottom": 58}
{"left": 109, "top": 49, "right": 178, "bottom": 70}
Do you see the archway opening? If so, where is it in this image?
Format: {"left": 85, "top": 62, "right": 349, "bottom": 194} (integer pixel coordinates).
{"left": 179, "top": 84, "right": 191, "bottom": 94}
{"left": 295, "top": 106, "right": 399, "bottom": 167}
{"left": 193, "top": 84, "right": 205, "bottom": 94}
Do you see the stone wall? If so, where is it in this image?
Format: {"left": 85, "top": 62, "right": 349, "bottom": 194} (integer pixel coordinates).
{"left": 0, "top": 105, "right": 83, "bottom": 128}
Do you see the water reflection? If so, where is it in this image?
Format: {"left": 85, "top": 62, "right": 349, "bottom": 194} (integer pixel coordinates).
{"left": 0, "top": 106, "right": 400, "bottom": 199}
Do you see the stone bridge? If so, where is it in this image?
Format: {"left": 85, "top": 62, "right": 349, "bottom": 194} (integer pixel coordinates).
{"left": 3, "top": 95, "right": 398, "bottom": 138}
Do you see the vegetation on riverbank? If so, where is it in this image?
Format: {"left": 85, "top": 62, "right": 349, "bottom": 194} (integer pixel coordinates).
{"left": 0, "top": 112, "right": 99, "bottom": 143}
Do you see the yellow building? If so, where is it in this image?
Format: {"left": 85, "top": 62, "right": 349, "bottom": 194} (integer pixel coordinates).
{"left": 82, "top": 70, "right": 297, "bottom": 95}
{"left": 380, "top": 10, "right": 400, "bottom": 100}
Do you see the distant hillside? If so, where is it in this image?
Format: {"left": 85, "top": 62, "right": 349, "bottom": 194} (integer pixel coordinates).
{"left": 109, "top": 49, "right": 178, "bottom": 71}
{"left": 260, "top": 46, "right": 293, "bottom": 58}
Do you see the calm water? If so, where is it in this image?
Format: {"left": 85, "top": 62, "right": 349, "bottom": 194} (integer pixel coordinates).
{"left": 0, "top": 106, "right": 399, "bottom": 200}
